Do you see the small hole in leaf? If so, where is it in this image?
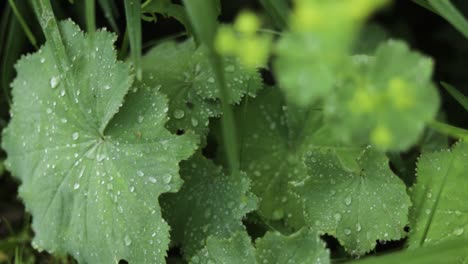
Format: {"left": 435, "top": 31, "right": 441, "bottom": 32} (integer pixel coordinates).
{"left": 186, "top": 101, "right": 194, "bottom": 109}
{"left": 118, "top": 259, "right": 128, "bottom": 264}
{"left": 176, "top": 129, "right": 185, "bottom": 135}
{"left": 260, "top": 68, "right": 276, "bottom": 86}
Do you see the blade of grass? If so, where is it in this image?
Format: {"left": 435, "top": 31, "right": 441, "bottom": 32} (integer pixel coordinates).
{"left": 97, "top": 0, "right": 120, "bottom": 33}
{"left": 259, "top": 0, "right": 289, "bottom": 30}
{"left": 429, "top": 120, "right": 468, "bottom": 140}
{"left": 441, "top": 82, "right": 468, "bottom": 111}
{"left": 423, "top": 0, "right": 468, "bottom": 39}
{"left": 85, "top": 0, "right": 96, "bottom": 33}
{"left": 412, "top": 0, "right": 437, "bottom": 14}
{"left": 7, "top": 0, "right": 38, "bottom": 49}
{"left": 352, "top": 237, "right": 468, "bottom": 264}
{"left": 1, "top": 5, "right": 28, "bottom": 105}
{"left": 183, "top": 0, "right": 240, "bottom": 175}
{"left": 123, "top": 0, "right": 142, "bottom": 80}
{"left": 30, "top": 0, "right": 74, "bottom": 92}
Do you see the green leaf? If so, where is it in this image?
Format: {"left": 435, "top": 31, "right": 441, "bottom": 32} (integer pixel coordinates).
{"left": 2, "top": 21, "right": 197, "bottom": 263}
{"left": 258, "top": 0, "right": 289, "bottom": 30}
{"left": 141, "top": 39, "right": 262, "bottom": 138}
{"left": 441, "top": 82, "right": 468, "bottom": 111}
{"left": 161, "top": 154, "right": 257, "bottom": 259}
{"left": 409, "top": 141, "right": 468, "bottom": 248}
{"left": 326, "top": 40, "right": 440, "bottom": 151}
{"left": 352, "top": 236, "right": 468, "bottom": 264}
{"left": 97, "top": 0, "right": 120, "bottom": 33}
{"left": 228, "top": 87, "right": 317, "bottom": 225}
{"left": 191, "top": 228, "right": 330, "bottom": 264}
{"left": 428, "top": 0, "right": 468, "bottom": 39}
{"left": 124, "top": 0, "right": 142, "bottom": 80}
{"left": 141, "top": 0, "right": 191, "bottom": 32}
{"left": 190, "top": 232, "right": 256, "bottom": 264}
{"left": 256, "top": 228, "right": 330, "bottom": 264}
{"left": 295, "top": 146, "right": 411, "bottom": 255}
{"left": 275, "top": 0, "right": 387, "bottom": 106}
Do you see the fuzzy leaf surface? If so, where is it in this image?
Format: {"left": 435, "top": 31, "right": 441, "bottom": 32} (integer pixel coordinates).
{"left": 190, "top": 228, "right": 330, "bottom": 264}
{"left": 409, "top": 141, "right": 468, "bottom": 248}
{"left": 256, "top": 228, "right": 330, "bottom": 264}
{"left": 142, "top": 39, "right": 261, "bottom": 138}
{"left": 295, "top": 146, "right": 411, "bottom": 255}
{"left": 2, "top": 21, "right": 197, "bottom": 263}
{"left": 161, "top": 154, "right": 257, "bottom": 259}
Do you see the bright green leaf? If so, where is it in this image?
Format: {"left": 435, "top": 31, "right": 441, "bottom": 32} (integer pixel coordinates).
{"left": 142, "top": 39, "right": 262, "bottom": 138}
{"left": 161, "top": 154, "right": 257, "bottom": 259}
{"left": 409, "top": 141, "right": 468, "bottom": 248}
{"left": 190, "top": 232, "right": 256, "bottom": 264}
{"left": 228, "top": 87, "right": 319, "bottom": 226}
{"left": 326, "top": 40, "right": 440, "bottom": 151}
{"left": 275, "top": 0, "right": 387, "bottom": 106}
{"left": 295, "top": 146, "right": 411, "bottom": 255}
{"left": 256, "top": 228, "right": 330, "bottom": 264}
{"left": 2, "top": 21, "right": 197, "bottom": 263}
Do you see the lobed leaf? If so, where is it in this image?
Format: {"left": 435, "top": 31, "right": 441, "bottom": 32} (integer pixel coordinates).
{"left": 295, "top": 146, "right": 411, "bottom": 255}
{"left": 2, "top": 21, "right": 197, "bottom": 263}
{"left": 190, "top": 228, "right": 330, "bottom": 264}
{"left": 142, "top": 39, "right": 262, "bottom": 138}
{"left": 256, "top": 228, "right": 330, "bottom": 264}
{"left": 161, "top": 154, "right": 257, "bottom": 259}
{"left": 409, "top": 141, "right": 468, "bottom": 248}
{"left": 326, "top": 40, "right": 440, "bottom": 151}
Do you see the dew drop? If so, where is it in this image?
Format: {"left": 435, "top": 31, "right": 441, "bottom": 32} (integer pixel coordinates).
{"left": 73, "top": 183, "right": 80, "bottom": 190}
{"left": 137, "top": 116, "right": 144, "bottom": 123}
{"left": 344, "top": 196, "right": 352, "bottom": 206}
{"left": 453, "top": 228, "right": 464, "bottom": 236}
{"left": 130, "top": 186, "right": 135, "bottom": 192}
{"left": 191, "top": 118, "right": 198, "bottom": 127}
{"left": 225, "top": 65, "right": 235, "bottom": 72}
{"left": 173, "top": 109, "right": 185, "bottom": 119}
{"left": 344, "top": 229, "right": 352, "bottom": 235}
{"left": 104, "top": 85, "right": 111, "bottom": 90}
{"left": 334, "top": 213, "right": 342, "bottom": 222}
{"left": 124, "top": 235, "right": 132, "bottom": 246}
{"left": 207, "top": 77, "right": 215, "bottom": 83}
{"left": 356, "top": 223, "right": 362, "bottom": 232}
{"left": 50, "top": 76, "right": 60, "bottom": 89}
{"left": 137, "top": 170, "right": 144, "bottom": 177}
{"left": 148, "top": 177, "right": 157, "bottom": 183}
{"left": 163, "top": 174, "right": 172, "bottom": 184}
{"left": 72, "top": 132, "right": 79, "bottom": 141}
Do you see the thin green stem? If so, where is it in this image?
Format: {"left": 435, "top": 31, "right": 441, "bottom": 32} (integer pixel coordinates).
{"left": 429, "top": 120, "right": 468, "bottom": 140}
{"left": 85, "top": 0, "right": 96, "bottom": 33}
{"left": 183, "top": 0, "right": 240, "bottom": 175}
{"left": 7, "top": 0, "right": 38, "bottom": 48}
{"left": 123, "top": 0, "right": 142, "bottom": 80}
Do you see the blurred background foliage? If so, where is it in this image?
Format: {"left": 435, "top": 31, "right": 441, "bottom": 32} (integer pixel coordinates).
{"left": 0, "top": 0, "right": 467, "bottom": 263}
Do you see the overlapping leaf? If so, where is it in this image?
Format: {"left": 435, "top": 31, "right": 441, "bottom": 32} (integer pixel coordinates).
{"left": 229, "top": 87, "right": 318, "bottom": 225}
{"left": 161, "top": 154, "right": 257, "bottom": 259}
{"left": 409, "top": 141, "right": 468, "bottom": 248}
{"left": 295, "top": 146, "right": 411, "bottom": 255}
{"left": 142, "top": 39, "right": 262, "bottom": 138}
{"left": 325, "top": 40, "right": 439, "bottom": 151}
{"left": 2, "top": 21, "right": 197, "bottom": 263}
{"left": 190, "top": 232, "right": 256, "bottom": 264}
{"left": 256, "top": 228, "right": 330, "bottom": 264}
{"left": 190, "top": 228, "right": 330, "bottom": 264}
{"left": 275, "top": 0, "right": 387, "bottom": 106}
{"left": 228, "top": 87, "right": 411, "bottom": 254}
